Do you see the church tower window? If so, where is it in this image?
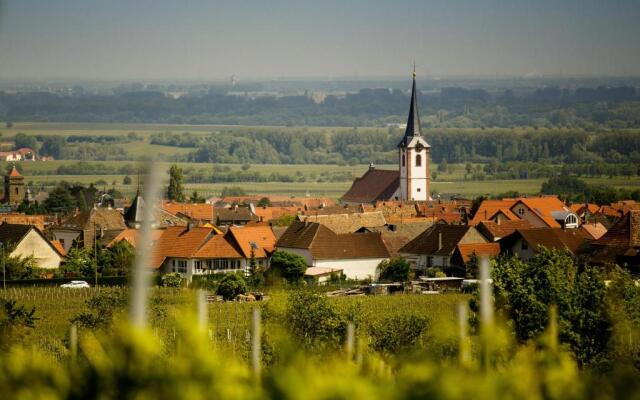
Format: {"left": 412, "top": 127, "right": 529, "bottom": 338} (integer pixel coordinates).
{"left": 415, "top": 154, "right": 422, "bottom": 167}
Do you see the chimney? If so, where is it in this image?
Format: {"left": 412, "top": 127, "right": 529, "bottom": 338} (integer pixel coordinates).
{"left": 369, "top": 162, "right": 375, "bottom": 170}
{"left": 438, "top": 231, "right": 443, "bottom": 251}
{"left": 187, "top": 221, "right": 194, "bottom": 231}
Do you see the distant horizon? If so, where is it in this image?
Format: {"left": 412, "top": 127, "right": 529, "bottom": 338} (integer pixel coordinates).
{"left": 2, "top": 73, "right": 640, "bottom": 85}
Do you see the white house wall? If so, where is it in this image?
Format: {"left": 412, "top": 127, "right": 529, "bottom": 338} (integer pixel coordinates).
{"left": 12, "top": 230, "right": 62, "bottom": 269}
{"left": 313, "top": 258, "right": 387, "bottom": 280}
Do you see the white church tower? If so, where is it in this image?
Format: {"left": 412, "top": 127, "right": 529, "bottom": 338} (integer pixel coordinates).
{"left": 398, "top": 68, "right": 431, "bottom": 201}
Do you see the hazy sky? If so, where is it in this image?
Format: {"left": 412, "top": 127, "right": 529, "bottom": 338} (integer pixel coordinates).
{"left": 0, "top": 0, "right": 639, "bottom": 80}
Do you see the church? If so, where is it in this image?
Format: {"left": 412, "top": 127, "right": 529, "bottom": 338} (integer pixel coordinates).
{"left": 341, "top": 71, "right": 431, "bottom": 204}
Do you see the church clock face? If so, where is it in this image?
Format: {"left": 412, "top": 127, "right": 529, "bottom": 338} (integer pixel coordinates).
{"left": 415, "top": 143, "right": 424, "bottom": 152}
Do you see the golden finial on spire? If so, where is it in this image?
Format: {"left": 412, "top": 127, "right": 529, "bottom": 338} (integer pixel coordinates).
{"left": 412, "top": 61, "right": 416, "bottom": 79}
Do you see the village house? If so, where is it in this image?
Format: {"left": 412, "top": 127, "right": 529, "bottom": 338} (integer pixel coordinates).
{"left": 0, "top": 223, "right": 65, "bottom": 269}
{"left": 124, "top": 193, "right": 188, "bottom": 229}
{"left": 570, "top": 203, "right": 600, "bottom": 223}
{"left": 160, "top": 201, "right": 216, "bottom": 224}
{"left": 215, "top": 205, "right": 259, "bottom": 226}
{"left": 590, "top": 210, "right": 640, "bottom": 269}
{"left": 499, "top": 227, "right": 591, "bottom": 261}
{"left": 471, "top": 196, "right": 579, "bottom": 229}
{"left": 50, "top": 207, "right": 127, "bottom": 252}
{"left": 450, "top": 242, "right": 501, "bottom": 277}
{"left": 0, "top": 213, "right": 46, "bottom": 230}
{"left": 476, "top": 219, "right": 533, "bottom": 242}
{"left": 298, "top": 211, "right": 387, "bottom": 234}
{"left": 276, "top": 221, "right": 390, "bottom": 280}
{"left": 0, "top": 147, "right": 35, "bottom": 162}
{"left": 398, "top": 224, "right": 488, "bottom": 275}
{"left": 151, "top": 224, "right": 276, "bottom": 280}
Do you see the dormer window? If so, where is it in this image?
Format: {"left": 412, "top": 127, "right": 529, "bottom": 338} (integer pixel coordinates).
{"left": 518, "top": 208, "right": 525, "bottom": 217}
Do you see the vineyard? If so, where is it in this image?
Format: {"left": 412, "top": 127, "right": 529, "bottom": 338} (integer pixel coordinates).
{"left": 1, "top": 253, "right": 640, "bottom": 399}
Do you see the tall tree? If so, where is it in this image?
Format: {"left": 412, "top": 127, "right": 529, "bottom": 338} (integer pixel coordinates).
{"left": 167, "top": 164, "right": 185, "bottom": 202}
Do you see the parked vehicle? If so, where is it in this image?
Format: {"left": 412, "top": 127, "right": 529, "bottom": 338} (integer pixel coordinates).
{"left": 60, "top": 280, "right": 90, "bottom": 289}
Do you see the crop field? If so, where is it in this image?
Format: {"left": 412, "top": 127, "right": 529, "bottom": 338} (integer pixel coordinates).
{"left": 1, "top": 122, "right": 639, "bottom": 199}
{"left": 0, "top": 286, "right": 466, "bottom": 360}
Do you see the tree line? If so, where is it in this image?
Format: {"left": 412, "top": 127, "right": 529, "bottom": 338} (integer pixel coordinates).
{"left": 2, "top": 85, "right": 640, "bottom": 128}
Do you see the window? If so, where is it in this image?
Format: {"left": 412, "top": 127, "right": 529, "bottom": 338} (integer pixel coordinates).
{"left": 517, "top": 207, "right": 525, "bottom": 217}
{"left": 521, "top": 240, "right": 528, "bottom": 250}
{"left": 417, "top": 188, "right": 421, "bottom": 192}
{"left": 173, "top": 260, "right": 187, "bottom": 274}
{"left": 566, "top": 215, "right": 577, "bottom": 226}
{"left": 401, "top": 155, "right": 405, "bottom": 167}
{"left": 59, "top": 239, "right": 65, "bottom": 246}
{"left": 415, "top": 154, "right": 422, "bottom": 167}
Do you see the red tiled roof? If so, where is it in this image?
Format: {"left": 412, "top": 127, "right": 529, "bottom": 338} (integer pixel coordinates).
{"left": 511, "top": 196, "right": 569, "bottom": 228}
{"left": 50, "top": 240, "right": 66, "bottom": 257}
{"left": 161, "top": 202, "right": 215, "bottom": 222}
{"left": 510, "top": 228, "right": 590, "bottom": 255}
{"left": 341, "top": 168, "right": 399, "bottom": 203}
{"left": 580, "top": 223, "right": 608, "bottom": 240}
{"left": 470, "top": 199, "right": 518, "bottom": 224}
{"left": 593, "top": 210, "right": 640, "bottom": 248}
{"left": 477, "top": 220, "right": 533, "bottom": 241}
{"left": 276, "top": 221, "right": 389, "bottom": 260}
{"left": 150, "top": 226, "right": 213, "bottom": 268}
{"left": 399, "top": 224, "right": 479, "bottom": 256}
{"left": 253, "top": 206, "right": 300, "bottom": 222}
{"left": 227, "top": 225, "right": 276, "bottom": 258}
{"left": 107, "top": 228, "right": 163, "bottom": 248}
{"left": 193, "top": 234, "right": 243, "bottom": 259}
{"left": 455, "top": 242, "right": 501, "bottom": 265}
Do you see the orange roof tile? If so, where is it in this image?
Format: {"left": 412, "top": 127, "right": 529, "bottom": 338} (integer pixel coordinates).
{"left": 161, "top": 202, "right": 216, "bottom": 222}
{"left": 511, "top": 196, "right": 569, "bottom": 228}
{"left": 193, "top": 234, "right": 242, "bottom": 259}
{"left": 228, "top": 225, "right": 276, "bottom": 258}
{"left": 253, "top": 206, "right": 300, "bottom": 222}
{"left": 107, "top": 228, "right": 163, "bottom": 248}
{"left": 470, "top": 199, "right": 518, "bottom": 224}
{"left": 456, "top": 242, "right": 501, "bottom": 265}
{"left": 50, "top": 240, "right": 66, "bottom": 256}
{"left": 150, "top": 226, "right": 213, "bottom": 268}
{"left": 580, "top": 223, "right": 608, "bottom": 240}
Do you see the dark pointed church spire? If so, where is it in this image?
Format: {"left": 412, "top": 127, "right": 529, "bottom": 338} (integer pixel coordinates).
{"left": 398, "top": 65, "right": 423, "bottom": 147}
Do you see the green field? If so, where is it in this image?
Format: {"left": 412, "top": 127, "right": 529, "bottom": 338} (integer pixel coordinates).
{"left": 2, "top": 122, "right": 639, "bottom": 199}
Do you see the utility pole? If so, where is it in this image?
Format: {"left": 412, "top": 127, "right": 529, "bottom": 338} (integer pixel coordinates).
{"left": 1, "top": 242, "right": 4, "bottom": 290}
{"left": 94, "top": 221, "right": 98, "bottom": 286}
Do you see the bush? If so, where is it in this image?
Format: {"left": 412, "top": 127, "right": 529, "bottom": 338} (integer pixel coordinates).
{"left": 216, "top": 273, "right": 248, "bottom": 301}
{"left": 160, "top": 272, "right": 183, "bottom": 288}
{"left": 270, "top": 251, "right": 307, "bottom": 283}
{"left": 377, "top": 258, "right": 411, "bottom": 282}
{"left": 285, "top": 290, "right": 347, "bottom": 349}
{"left": 71, "top": 289, "right": 128, "bottom": 329}
{"left": 368, "top": 314, "right": 430, "bottom": 354}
